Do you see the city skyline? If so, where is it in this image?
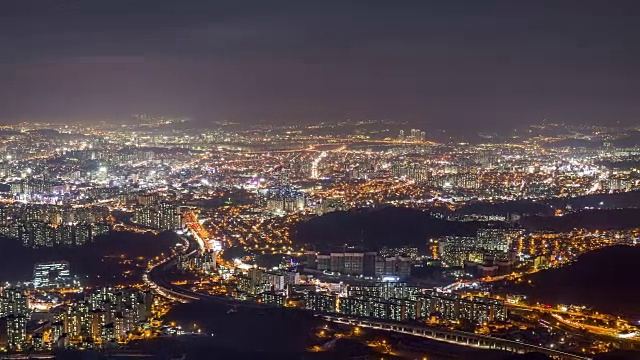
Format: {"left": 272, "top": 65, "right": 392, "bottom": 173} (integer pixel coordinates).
{"left": 0, "top": 115, "right": 638, "bottom": 357}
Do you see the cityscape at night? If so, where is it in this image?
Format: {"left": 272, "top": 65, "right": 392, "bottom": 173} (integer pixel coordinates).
{"left": 1, "top": 1, "right": 640, "bottom": 360}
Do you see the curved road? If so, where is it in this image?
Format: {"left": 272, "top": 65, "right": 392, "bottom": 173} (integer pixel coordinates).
{"left": 143, "top": 233, "right": 590, "bottom": 359}
{"left": 144, "top": 233, "right": 270, "bottom": 308}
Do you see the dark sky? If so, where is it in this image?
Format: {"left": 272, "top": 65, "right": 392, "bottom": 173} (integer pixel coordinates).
{"left": 1, "top": 0, "right": 639, "bottom": 130}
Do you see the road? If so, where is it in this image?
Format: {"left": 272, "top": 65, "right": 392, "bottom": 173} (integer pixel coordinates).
{"left": 143, "top": 232, "right": 201, "bottom": 303}
{"left": 182, "top": 210, "right": 211, "bottom": 250}
{"left": 322, "top": 315, "right": 590, "bottom": 360}
{"left": 142, "top": 233, "right": 595, "bottom": 359}
{"left": 143, "top": 232, "right": 268, "bottom": 308}
{"left": 508, "top": 303, "right": 639, "bottom": 340}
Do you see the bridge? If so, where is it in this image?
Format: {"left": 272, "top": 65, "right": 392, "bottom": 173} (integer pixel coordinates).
{"left": 321, "top": 315, "right": 591, "bottom": 360}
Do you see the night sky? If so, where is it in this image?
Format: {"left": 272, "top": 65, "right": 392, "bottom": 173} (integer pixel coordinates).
{"left": 1, "top": 0, "right": 639, "bottom": 130}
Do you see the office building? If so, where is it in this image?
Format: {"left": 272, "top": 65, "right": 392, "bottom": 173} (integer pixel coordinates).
{"left": 33, "top": 261, "right": 77, "bottom": 289}
{"left": 313, "top": 251, "right": 412, "bottom": 279}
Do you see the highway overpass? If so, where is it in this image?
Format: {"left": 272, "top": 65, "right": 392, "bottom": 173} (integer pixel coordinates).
{"left": 321, "top": 315, "right": 591, "bottom": 360}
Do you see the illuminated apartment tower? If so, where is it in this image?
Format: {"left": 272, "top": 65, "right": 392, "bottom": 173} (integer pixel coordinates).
{"left": 237, "top": 268, "right": 269, "bottom": 296}
{"left": 50, "top": 321, "right": 64, "bottom": 346}
{"left": 0, "top": 287, "right": 29, "bottom": 318}
{"left": 0, "top": 206, "right": 11, "bottom": 227}
{"left": 338, "top": 296, "right": 369, "bottom": 317}
{"left": 0, "top": 287, "right": 30, "bottom": 351}
{"left": 475, "top": 228, "right": 524, "bottom": 252}
{"left": 305, "top": 292, "right": 337, "bottom": 313}
{"left": 157, "top": 202, "right": 181, "bottom": 230}
{"left": 5, "top": 315, "right": 27, "bottom": 351}
{"left": 434, "top": 293, "right": 458, "bottom": 320}
{"left": 134, "top": 203, "right": 181, "bottom": 230}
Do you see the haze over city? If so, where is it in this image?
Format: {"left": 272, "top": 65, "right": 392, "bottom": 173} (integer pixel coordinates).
{"left": 1, "top": 0, "right": 640, "bottom": 130}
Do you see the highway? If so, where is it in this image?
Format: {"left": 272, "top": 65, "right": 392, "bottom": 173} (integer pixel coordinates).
{"left": 143, "top": 229, "right": 269, "bottom": 308}
{"left": 143, "top": 236, "right": 591, "bottom": 359}
{"left": 143, "top": 231, "right": 201, "bottom": 303}
{"left": 141, "top": 227, "right": 595, "bottom": 358}
{"left": 508, "top": 303, "right": 639, "bottom": 340}
{"left": 322, "top": 315, "right": 591, "bottom": 360}
{"left": 143, "top": 253, "right": 200, "bottom": 303}
{"left": 145, "top": 252, "right": 269, "bottom": 308}
{"left": 182, "top": 210, "right": 210, "bottom": 250}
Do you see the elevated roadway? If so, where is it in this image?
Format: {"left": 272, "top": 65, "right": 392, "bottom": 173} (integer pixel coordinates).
{"left": 321, "top": 315, "right": 591, "bottom": 360}
{"left": 144, "top": 232, "right": 588, "bottom": 359}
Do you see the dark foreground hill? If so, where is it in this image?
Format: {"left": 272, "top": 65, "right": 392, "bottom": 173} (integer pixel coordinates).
{"left": 520, "top": 208, "right": 640, "bottom": 232}
{"left": 163, "top": 302, "right": 319, "bottom": 356}
{"left": 0, "top": 231, "right": 176, "bottom": 284}
{"left": 291, "top": 206, "right": 504, "bottom": 250}
{"left": 506, "top": 245, "right": 640, "bottom": 315}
